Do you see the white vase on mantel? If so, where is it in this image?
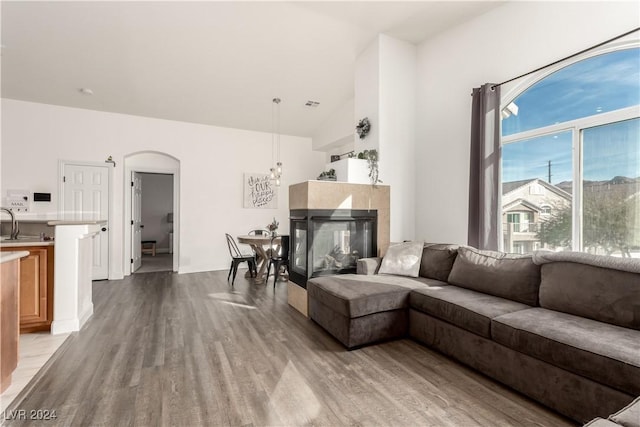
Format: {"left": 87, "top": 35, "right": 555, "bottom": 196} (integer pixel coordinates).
{"left": 327, "top": 158, "right": 369, "bottom": 184}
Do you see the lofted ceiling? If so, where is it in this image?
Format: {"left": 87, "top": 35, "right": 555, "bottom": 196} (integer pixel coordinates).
{"left": 1, "top": 1, "right": 504, "bottom": 137}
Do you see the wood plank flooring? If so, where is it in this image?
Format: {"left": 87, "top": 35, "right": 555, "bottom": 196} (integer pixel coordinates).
{"left": 3, "top": 271, "right": 576, "bottom": 426}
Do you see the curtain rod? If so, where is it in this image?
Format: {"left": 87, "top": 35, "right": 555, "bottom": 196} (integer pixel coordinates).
{"left": 491, "top": 27, "right": 640, "bottom": 91}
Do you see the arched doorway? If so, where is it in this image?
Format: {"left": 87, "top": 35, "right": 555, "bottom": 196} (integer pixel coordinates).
{"left": 123, "top": 151, "right": 180, "bottom": 275}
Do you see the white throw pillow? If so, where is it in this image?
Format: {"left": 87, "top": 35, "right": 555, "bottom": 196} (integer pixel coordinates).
{"left": 378, "top": 241, "right": 424, "bottom": 278}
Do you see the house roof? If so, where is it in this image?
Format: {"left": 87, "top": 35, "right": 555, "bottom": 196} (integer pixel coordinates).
{"left": 503, "top": 198, "right": 544, "bottom": 213}
{"left": 502, "top": 178, "right": 573, "bottom": 201}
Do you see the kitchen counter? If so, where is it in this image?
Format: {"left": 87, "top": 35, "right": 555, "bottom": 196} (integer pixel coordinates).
{"left": 0, "top": 250, "right": 30, "bottom": 263}
{"left": 0, "top": 238, "right": 55, "bottom": 248}
{"left": 47, "top": 220, "right": 106, "bottom": 226}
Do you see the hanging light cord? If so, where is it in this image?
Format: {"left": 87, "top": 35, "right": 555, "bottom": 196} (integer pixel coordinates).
{"left": 271, "top": 100, "right": 276, "bottom": 169}
{"left": 491, "top": 27, "right": 640, "bottom": 91}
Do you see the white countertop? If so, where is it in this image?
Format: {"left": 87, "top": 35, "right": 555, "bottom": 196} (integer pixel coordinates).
{"left": 0, "top": 250, "right": 29, "bottom": 263}
{"left": 47, "top": 220, "right": 107, "bottom": 226}
{"left": 1, "top": 239, "right": 55, "bottom": 247}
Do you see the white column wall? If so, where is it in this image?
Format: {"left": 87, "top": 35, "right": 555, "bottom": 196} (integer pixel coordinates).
{"left": 415, "top": 1, "right": 640, "bottom": 245}
{"left": 354, "top": 39, "right": 380, "bottom": 153}
{"left": 378, "top": 34, "right": 417, "bottom": 241}
{"left": 354, "top": 34, "right": 417, "bottom": 241}
{"left": 1, "top": 99, "right": 325, "bottom": 277}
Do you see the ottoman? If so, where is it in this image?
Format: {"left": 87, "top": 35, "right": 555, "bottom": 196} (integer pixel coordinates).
{"left": 307, "top": 274, "right": 442, "bottom": 349}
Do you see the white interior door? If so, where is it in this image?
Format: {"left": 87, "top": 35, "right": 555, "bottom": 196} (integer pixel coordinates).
{"left": 131, "top": 171, "right": 143, "bottom": 272}
{"left": 62, "top": 163, "right": 110, "bottom": 280}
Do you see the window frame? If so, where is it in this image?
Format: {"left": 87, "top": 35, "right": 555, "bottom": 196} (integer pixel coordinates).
{"left": 499, "top": 40, "right": 640, "bottom": 252}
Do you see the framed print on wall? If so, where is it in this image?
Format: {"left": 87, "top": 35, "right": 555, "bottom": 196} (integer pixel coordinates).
{"left": 243, "top": 173, "right": 277, "bottom": 209}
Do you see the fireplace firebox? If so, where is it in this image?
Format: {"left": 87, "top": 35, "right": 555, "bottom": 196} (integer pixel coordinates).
{"left": 289, "top": 209, "right": 377, "bottom": 288}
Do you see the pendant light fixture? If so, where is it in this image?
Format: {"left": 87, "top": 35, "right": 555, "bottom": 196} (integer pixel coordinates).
{"left": 270, "top": 97, "right": 283, "bottom": 186}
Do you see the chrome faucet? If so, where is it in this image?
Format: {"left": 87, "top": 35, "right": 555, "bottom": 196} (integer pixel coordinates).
{"left": 0, "top": 207, "right": 19, "bottom": 240}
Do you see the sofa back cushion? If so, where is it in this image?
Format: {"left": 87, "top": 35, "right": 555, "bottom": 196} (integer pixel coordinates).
{"left": 538, "top": 261, "right": 640, "bottom": 330}
{"left": 419, "top": 244, "right": 459, "bottom": 282}
{"left": 447, "top": 246, "right": 541, "bottom": 306}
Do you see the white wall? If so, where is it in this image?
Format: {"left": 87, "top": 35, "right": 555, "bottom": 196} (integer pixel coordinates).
{"left": 354, "top": 39, "right": 380, "bottom": 153}
{"left": 415, "top": 1, "right": 640, "bottom": 245}
{"left": 379, "top": 34, "right": 416, "bottom": 241}
{"left": 1, "top": 99, "right": 325, "bottom": 277}
{"left": 140, "top": 173, "right": 173, "bottom": 251}
{"left": 312, "top": 97, "right": 354, "bottom": 153}
{"left": 354, "top": 34, "right": 417, "bottom": 241}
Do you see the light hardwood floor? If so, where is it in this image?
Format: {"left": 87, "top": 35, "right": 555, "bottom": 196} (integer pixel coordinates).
{"left": 3, "top": 270, "right": 576, "bottom": 426}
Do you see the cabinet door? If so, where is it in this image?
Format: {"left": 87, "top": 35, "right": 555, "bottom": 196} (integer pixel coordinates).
{"left": 0, "top": 259, "right": 20, "bottom": 392}
{"left": 19, "top": 248, "right": 48, "bottom": 325}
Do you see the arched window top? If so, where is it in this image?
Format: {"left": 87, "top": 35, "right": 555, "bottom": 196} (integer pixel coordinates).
{"left": 502, "top": 48, "right": 640, "bottom": 137}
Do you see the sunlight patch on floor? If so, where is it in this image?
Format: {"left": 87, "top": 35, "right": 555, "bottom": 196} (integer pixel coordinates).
{"left": 207, "top": 292, "right": 256, "bottom": 309}
{"left": 267, "top": 360, "right": 321, "bottom": 425}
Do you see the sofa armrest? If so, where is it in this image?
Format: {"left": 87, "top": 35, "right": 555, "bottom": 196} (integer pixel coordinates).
{"left": 357, "top": 257, "right": 382, "bottom": 275}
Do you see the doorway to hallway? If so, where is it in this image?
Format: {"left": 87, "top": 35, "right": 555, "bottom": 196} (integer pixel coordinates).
{"left": 133, "top": 172, "right": 174, "bottom": 273}
{"left": 124, "top": 151, "right": 180, "bottom": 276}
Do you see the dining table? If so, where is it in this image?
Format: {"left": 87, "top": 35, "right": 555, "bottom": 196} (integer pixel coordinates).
{"left": 236, "top": 235, "right": 281, "bottom": 284}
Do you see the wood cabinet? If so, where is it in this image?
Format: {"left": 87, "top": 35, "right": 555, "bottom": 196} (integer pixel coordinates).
{"left": 0, "top": 257, "right": 20, "bottom": 392}
{"left": 1, "top": 245, "right": 54, "bottom": 333}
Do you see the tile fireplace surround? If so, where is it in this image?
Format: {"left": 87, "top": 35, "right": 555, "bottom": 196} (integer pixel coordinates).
{"left": 287, "top": 181, "right": 390, "bottom": 316}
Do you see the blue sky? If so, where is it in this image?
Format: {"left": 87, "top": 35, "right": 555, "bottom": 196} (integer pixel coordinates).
{"left": 502, "top": 48, "right": 640, "bottom": 184}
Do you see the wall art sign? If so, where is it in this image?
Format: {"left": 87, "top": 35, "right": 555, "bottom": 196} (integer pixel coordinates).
{"left": 243, "top": 173, "right": 277, "bottom": 209}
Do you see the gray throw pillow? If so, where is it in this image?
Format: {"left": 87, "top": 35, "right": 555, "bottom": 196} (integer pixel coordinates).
{"left": 419, "top": 243, "right": 459, "bottom": 281}
{"left": 379, "top": 241, "right": 424, "bottom": 278}
{"left": 448, "top": 246, "right": 541, "bottom": 306}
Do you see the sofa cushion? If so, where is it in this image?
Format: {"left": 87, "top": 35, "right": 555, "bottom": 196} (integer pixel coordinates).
{"left": 537, "top": 261, "right": 640, "bottom": 330}
{"left": 378, "top": 241, "right": 424, "bottom": 277}
{"left": 609, "top": 395, "right": 640, "bottom": 427}
{"left": 410, "top": 285, "right": 531, "bottom": 338}
{"left": 492, "top": 308, "right": 640, "bottom": 396}
{"left": 447, "top": 246, "right": 541, "bottom": 306}
{"left": 419, "top": 243, "right": 459, "bottom": 281}
{"left": 307, "top": 274, "right": 444, "bottom": 319}
{"left": 356, "top": 257, "right": 382, "bottom": 275}
{"left": 584, "top": 419, "right": 622, "bottom": 427}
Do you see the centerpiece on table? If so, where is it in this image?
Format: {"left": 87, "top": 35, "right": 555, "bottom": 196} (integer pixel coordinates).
{"left": 267, "top": 218, "right": 279, "bottom": 237}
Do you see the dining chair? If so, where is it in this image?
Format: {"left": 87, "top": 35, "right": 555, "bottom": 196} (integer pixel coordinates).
{"left": 225, "top": 233, "right": 257, "bottom": 285}
{"left": 266, "top": 235, "right": 289, "bottom": 288}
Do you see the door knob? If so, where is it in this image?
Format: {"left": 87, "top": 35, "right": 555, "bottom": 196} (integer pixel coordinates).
{"left": 140, "top": 225, "right": 145, "bottom": 229}
{"left": 101, "top": 227, "right": 107, "bottom": 232}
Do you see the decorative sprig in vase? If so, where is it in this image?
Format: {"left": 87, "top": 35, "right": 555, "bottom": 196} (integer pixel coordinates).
{"left": 267, "top": 218, "right": 279, "bottom": 237}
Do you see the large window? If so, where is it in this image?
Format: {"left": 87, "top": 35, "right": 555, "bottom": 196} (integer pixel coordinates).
{"left": 501, "top": 46, "right": 640, "bottom": 257}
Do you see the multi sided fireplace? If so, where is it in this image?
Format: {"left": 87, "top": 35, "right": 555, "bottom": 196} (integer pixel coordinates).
{"left": 289, "top": 209, "right": 377, "bottom": 288}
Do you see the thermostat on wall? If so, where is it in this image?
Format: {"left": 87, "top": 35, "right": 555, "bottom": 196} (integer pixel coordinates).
{"left": 34, "top": 192, "right": 52, "bottom": 202}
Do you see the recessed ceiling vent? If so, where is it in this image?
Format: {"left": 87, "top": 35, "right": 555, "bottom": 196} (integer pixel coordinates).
{"left": 305, "top": 100, "right": 320, "bottom": 108}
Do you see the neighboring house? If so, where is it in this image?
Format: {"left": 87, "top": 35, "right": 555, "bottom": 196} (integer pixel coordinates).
{"left": 502, "top": 179, "right": 572, "bottom": 254}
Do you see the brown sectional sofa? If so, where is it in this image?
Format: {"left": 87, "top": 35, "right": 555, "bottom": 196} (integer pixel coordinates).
{"left": 306, "top": 244, "right": 640, "bottom": 424}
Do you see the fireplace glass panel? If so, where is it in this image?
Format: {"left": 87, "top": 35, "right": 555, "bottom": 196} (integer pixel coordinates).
{"left": 292, "top": 227, "right": 307, "bottom": 277}
{"left": 289, "top": 209, "right": 377, "bottom": 287}
{"left": 312, "top": 219, "right": 373, "bottom": 274}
